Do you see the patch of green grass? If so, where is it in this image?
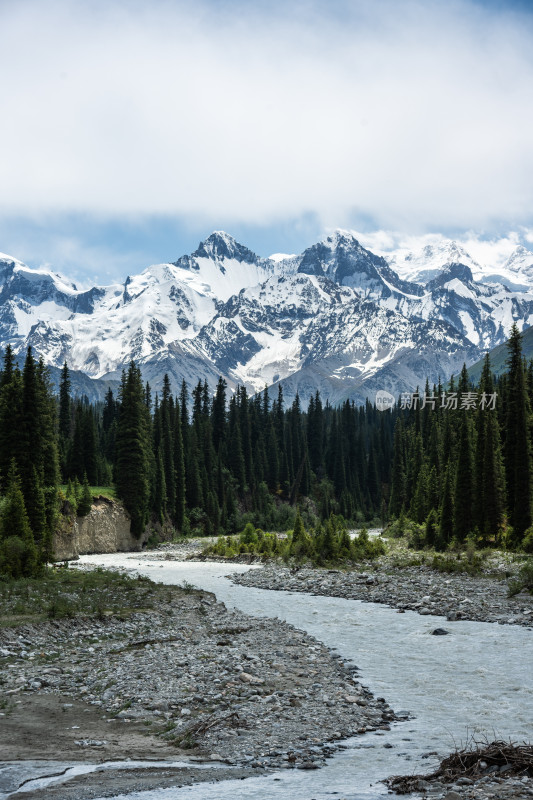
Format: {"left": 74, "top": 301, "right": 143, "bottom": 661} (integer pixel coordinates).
{"left": 174, "top": 731, "right": 198, "bottom": 749}
{"left": 431, "top": 553, "right": 486, "bottom": 576}
{"left": 0, "top": 566, "right": 190, "bottom": 628}
{"left": 0, "top": 698, "right": 14, "bottom": 715}
{"left": 59, "top": 485, "right": 117, "bottom": 501}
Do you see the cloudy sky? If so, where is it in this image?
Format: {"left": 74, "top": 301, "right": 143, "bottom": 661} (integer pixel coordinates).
{"left": 1, "top": 0, "right": 533, "bottom": 283}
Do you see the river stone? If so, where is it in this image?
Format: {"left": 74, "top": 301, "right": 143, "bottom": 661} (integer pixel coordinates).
{"left": 431, "top": 628, "right": 450, "bottom": 635}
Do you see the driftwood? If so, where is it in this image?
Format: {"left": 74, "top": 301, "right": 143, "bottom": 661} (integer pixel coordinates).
{"left": 182, "top": 711, "right": 245, "bottom": 738}
{"left": 386, "top": 740, "right": 533, "bottom": 794}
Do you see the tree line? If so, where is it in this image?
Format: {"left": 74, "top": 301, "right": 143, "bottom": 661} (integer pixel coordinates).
{"left": 388, "top": 323, "right": 532, "bottom": 552}
{"left": 1, "top": 323, "right": 532, "bottom": 577}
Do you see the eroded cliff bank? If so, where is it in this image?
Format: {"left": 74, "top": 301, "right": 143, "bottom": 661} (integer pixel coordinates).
{"left": 53, "top": 497, "right": 153, "bottom": 560}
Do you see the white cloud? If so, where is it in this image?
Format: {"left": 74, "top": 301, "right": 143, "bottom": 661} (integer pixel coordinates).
{"left": 350, "top": 227, "right": 533, "bottom": 271}
{"left": 0, "top": 227, "right": 148, "bottom": 286}
{"left": 460, "top": 232, "right": 522, "bottom": 269}
{"left": 0, "top": 0, "right": 532, "bottom": 233}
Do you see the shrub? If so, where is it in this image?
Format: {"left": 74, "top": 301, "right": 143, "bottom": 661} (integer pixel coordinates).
{"left": 0, "top": 536, "right": 37, "bottom": 579}
{"left": 508, "top": 559, "right": 533, "bottom": 597}
{"left": 522, "top": 528, "right": 533, "bottom": 554}
{"left": 77, "top": 475, "right": 93, "bottom": 517}
{"left": 240, "top": 523, "right": 258, "bottom": 546}
{"left": 351, "top": 528, "right": 385, "bottom": 560}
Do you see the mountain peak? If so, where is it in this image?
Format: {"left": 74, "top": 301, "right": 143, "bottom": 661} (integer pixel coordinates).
{"left": 505, "top": 245, "right": 533, "bottom": 271}
{"left": 191, "top": 231, "right": 259, "bottom": 265}
{"left": 321, "top": 229, "right": 362, "bottom": 249}
{"left": 298, "top": 229, "right": 387, "bottom": 286}
{"left": 427, "top": 261, "right": 474, "bottom": 291}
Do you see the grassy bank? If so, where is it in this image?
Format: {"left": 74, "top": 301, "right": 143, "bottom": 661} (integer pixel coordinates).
{"left": 59, "top": 485, "right": 117, "bottom": 501}
{"left": 0, "top": 566, "right": 182, "bottom": 628}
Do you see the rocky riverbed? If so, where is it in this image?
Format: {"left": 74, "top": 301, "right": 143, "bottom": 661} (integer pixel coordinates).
{"left": 231, "top": 562, "right": 533, "bottom": 627}
{"left": 0, "top": 566, "right": 395, "bottom": 798}
{"left": 387, "top": 770, "right": 533, "bottom": 800}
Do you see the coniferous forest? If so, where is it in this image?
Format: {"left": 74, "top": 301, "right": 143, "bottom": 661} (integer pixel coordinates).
{"left": 1, "top": 323, "right": 533, "bottom": 578}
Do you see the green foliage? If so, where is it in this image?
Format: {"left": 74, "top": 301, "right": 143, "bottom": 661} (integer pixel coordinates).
{"left": 77, "top": 474, "right": 93, "bottom": 517}
{"left": 4, "top": 342, "right": 533, "bottom": 562}
{"left": 0, "top": 462, "right": 38, "bottom": 578}
{"left": 203, "top": 514, "right": 385, "bottom": 567}
{"left": 522, "top": 527, "right": 533, "bottom": 554}
{"left": 385, "top": 513, "right": 423, "bottom": 543}
{"left": 505, "top": 324, "right": 532, "bottom": 543}
{"left": 0, "top": 566, "right": 191, "bottom": 626}
{"left": 0, "top": 536, "right": 37, "bottom": 580}
{"left": 431, "top": 552, "right": 486, "bottom": 576}
{"left": 240, "top": 522, "right": 258, "bottom": 546}
{"left": 507, "top": 559, "right": 533, "bottom": 596}
{"left": 350, "top": 527, "right": 386, "bottom": 561}
{"left": 115, "top": 362, "right": 152, "bottom": 536}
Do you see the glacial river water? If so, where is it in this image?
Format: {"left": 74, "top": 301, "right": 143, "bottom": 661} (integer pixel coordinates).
{"left": 61, "top": 555, "right": 533, "bottom": 798}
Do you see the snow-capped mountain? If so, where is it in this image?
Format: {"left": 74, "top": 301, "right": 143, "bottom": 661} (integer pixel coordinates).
{"left": 385, "top": 240, "right": 480, "bottom": 285}
{"left": 1, "top": 231, "right": 532, "bottom": 404}
{"left": 476, "top": 245, "right": 533, "bottom": 292}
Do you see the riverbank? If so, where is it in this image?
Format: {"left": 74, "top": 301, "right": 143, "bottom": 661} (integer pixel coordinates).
{"left": 230, "top": 561, "right": 533, "bottom": 627}
{"left": 0, "top": 564, "right": 395, "bottom": 798}
{"left": 147, "top": 539, "right": 533, "bottom": 626}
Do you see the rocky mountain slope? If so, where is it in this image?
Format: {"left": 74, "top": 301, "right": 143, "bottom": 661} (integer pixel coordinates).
{"left": 1, "top": 230, "right": 532, "bottom": 404}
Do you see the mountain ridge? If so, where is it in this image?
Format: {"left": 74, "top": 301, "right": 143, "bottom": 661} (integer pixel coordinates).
{"left": 1, "top": 231, "right": 532, "bottom": 403}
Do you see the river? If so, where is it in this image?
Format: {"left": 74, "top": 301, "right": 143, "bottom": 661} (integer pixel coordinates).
{"left": 75, "top": 554, "right": 532, "bottom": 800}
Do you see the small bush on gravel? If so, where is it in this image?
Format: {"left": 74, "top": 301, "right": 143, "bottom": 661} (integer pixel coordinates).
{"left": 431, "top": 552, "right": 486, "bottom": 576}
{"left": 508, "top": 559, "right": 533, "bottom": 597}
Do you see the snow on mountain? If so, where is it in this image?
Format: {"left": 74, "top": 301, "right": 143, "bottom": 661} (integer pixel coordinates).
{"left": 384, "top": 239, "right": 480, "bottom": 284}
{"left": 2, "top": 231, "right": 533, "bottom": 404}
{"left": 0, "top": 251, "right": 108, "bottom": 345}
{"left": 172, "top": 231, "right": 277, "bottom": 302}
{"left": 505, "top": 245, "right": 533, "bottom": 275}
{"left": 296, "top": 230, "right": 423, "bottom": 300}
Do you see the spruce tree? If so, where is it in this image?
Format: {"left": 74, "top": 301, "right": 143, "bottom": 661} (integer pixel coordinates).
{"left": 0, "top": 344, "right": 15, "bottom": 389}
{"left": 115, "top": 362, "right": 151, "bottom": 536}
{"left": 0, "top": 461, "right": 38, "bottom": 577}
{"left": 389, "top": 419, "right": 407, "bottom": 517}
{"left": 154, "top": 447, "right": 167, "bottom": 523}
{"left": 77, "top": 474, "right": 93, "bottom": 516}
{"left": 504, "top": 323, "right": 532, "bottom": 543}
{"left": 212, "top": 377, "right": 227, "bottom": 452}
{"left": 160, "top": 375, "right": 175, "bottom": 516}
{"left": 59, "top": 362, "right": 71, "bottom": 440}
{"left": 173, "top": 399, "right": 186, "bottom": 531}
{"left": 266, "top": 420, "right": 279, "bottom": 492}
{"left": 438, "top": 465, "right": 454, "bottom": 550}
{"left": 453, "top": 412, "right": 475, "bottom": 543}
{"left": 483, "top": 412, "right": 505, "bottom": 543}
{"left": 476, "top": 355, "right": 505, "bottom": 543}
{"left": 0, "top": 369, "right": 23, "bottom": 489}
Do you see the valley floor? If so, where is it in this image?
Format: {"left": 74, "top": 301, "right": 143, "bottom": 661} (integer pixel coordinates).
{"left": 0, "top": 567, "right": 391, "bottom": 799}
{"left": 1, "top": 546, "right": 531, "bottom": 799}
